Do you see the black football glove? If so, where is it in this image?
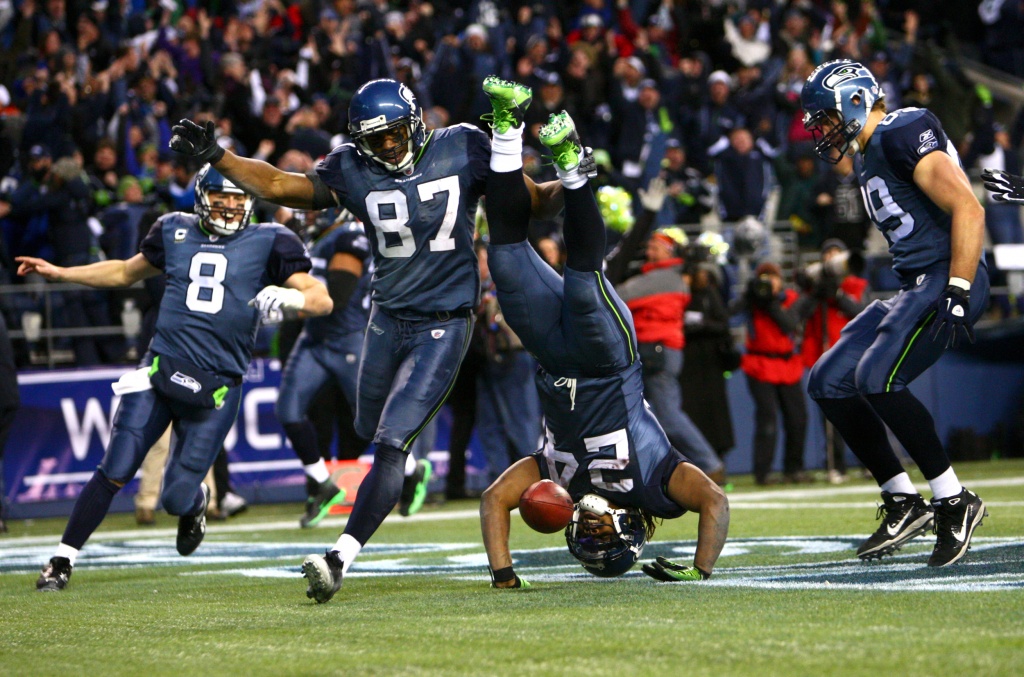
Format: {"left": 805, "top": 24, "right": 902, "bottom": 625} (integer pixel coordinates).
{"left": 930, "top": 284, "right": 974, "bottom": 349}
{"left": 981, "top": 168, "right": 1024, "bottom": 204}
{"left": 169, "top": 119, "right": 225, "bottom": 164}
{"left": 578, "top": 146, "right": 598, "bottom": 179}
{"left": 642, "top": 557, "right": 710, "bottom": 582}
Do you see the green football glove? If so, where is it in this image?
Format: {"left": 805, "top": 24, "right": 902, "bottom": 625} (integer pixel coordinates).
{"left": 642, "top": 556, "right": 710, "bottom": 582}
{"left": 490, "top": 575, "right": 531, "bottom": 589}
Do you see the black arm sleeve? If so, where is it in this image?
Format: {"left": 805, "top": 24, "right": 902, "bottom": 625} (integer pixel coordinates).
{"left": 327, "top": 269, "right": 359, "bottom": 309}
{"left": 307, "top": 171, "right": 340, "bottom": 211}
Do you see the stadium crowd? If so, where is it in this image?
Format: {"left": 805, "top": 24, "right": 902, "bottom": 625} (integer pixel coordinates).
{"left": 0, "top": 0, "right": 1021, "bottom": 494}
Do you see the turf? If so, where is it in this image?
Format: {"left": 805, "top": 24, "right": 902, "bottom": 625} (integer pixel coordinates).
{"left": 2, "top": 460, "right": 1023, "bottom": 676}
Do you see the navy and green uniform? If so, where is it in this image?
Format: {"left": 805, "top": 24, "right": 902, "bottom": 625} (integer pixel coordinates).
{"left": 314, "top": 124, "right": 489, "bottom": 449}
{"left": 488, "top": 241, "right": 688, "bottom": 519}
{"left": 101, "top": 213, "right": 310, "bottom": 513}
{"left": 277, "top": 221, "right": 372, "bottom": 427}
{"left": 808, "top": 108, "right": 989, "bottom": 399}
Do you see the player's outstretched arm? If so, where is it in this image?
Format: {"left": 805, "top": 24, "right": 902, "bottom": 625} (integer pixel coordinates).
{"left": 170, "top": 118, "right": 315, "bottom": 209}
{"left": 526, "top": 174, "right": 563, "bottom": 220}
{"left": 480, "top": 457, "right": 541, "bottom": 588}
{"left": 16, "top": 253, "right": 160, "bottom": 288}
{"left": 251, "top": 272, "right": 333, "bottom": 320}
{"left": 664, "top": 462, "right": 729, "bottom": 575}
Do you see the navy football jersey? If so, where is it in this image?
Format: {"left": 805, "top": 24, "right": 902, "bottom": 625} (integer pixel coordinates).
{"left": 303, "top": 220, "right": 373, "bottom": 343}
{"left": 533, "top": 361, "right": 685, "bottom": 519}
{"left": 140, "top": 213, "right": 310, "bottom": 377}
{"left": 314, "top": 124, "right": 490, "bottom": 312}
{"left": 856, "top": 107, "right": 960, "bottom": 277}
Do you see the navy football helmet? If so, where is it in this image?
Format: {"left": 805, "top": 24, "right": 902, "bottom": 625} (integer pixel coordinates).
{"left": 565, "top": 494, "right": 647, "bottom": 578}
{"left": 195, "top": 163, "right": 254, "bottom": 236}
{"left": 348, "top": 79, "right": 426, "bottom": 173}
{"left": 801, "top": 60, "right": 883, "bottom": 164}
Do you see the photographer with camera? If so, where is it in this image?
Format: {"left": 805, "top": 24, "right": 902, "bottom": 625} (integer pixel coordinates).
{"left": 733, "top": 261, "right": 808, "bottom": 485}
{"left": 794, "top": 239, "right": 868, "bottom": 483}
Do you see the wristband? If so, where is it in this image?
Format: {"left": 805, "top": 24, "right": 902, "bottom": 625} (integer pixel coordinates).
{"left": 489, "top": 566, "right": 516, "bottom": 584}
{"left": 948, "top": 277, "right": 971, "bottom": 291}
{"left": 205, "top": 142, "right": 225, "bottom": 165}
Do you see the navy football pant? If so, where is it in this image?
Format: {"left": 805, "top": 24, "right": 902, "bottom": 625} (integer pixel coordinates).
{"left": 808, "top": 264, "right": 989, "bottom": 483}
{"left": 277, "top": 332, "right": 362, "bottom": 466}
{"left": 100, "top": 386, "right": 242, "bottom": 515}
{"left": 355, "top": 304, "right": 472, "bottom": 450}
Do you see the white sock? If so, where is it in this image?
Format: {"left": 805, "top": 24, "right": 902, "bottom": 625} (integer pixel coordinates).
{"left": 404, "top": 452, "right": 417, "bottom": 477}
{"left": 332, "top": 533, "right": 362, "bottom": 575}
{"left": 556, "top": 164, "right": 588, "bottom": 190}
{"left": 55, "top": 543, "right": 79, "bottom": 566}
{"left": 928, "top": 467, "right": 962, "bottom": 501}
{"left": 304, "top": 459, "right": 330, "bottom": 485}
{"left": 880, "top": 472, "right": 917, "bottom": 495}
{"left": 490, "top": 126, "right": 524, "bottom": 173}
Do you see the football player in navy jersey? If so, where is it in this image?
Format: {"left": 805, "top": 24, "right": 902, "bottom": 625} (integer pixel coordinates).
{"left": 801, "top": 60, "right": 989, "bottom": 567}
{"left": 170, "top": 78, "right": 562, "bottom": 603}
{"left": 477, "top": 107, "right": 729, "bottom": 588}
{"left": 275, "top": 208, "right": 373, "bottom": 528}
{"left": 20, "top": 165, "right": 332, "bottom": 591}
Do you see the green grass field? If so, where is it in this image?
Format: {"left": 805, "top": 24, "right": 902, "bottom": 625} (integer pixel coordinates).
{"left": 3, "top": 460, "right": 1023, "bottom": 676}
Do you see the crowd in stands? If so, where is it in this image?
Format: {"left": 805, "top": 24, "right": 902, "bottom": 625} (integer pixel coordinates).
{"left": 0, "top": 0, "right": 1020, "bottom": 368}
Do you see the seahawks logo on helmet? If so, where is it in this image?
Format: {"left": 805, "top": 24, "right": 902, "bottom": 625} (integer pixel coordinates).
{"left": 823, "top": 64, "right": 865, "bottom": 90}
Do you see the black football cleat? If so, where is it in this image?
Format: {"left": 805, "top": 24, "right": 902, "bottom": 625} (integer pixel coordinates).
{"left": 856, "top": 491, "right": 934, "bottom": 561}
{"left": 176, "top": 484, "right": 210, "bottom": 556}
{"left": 928, "top": 487, "right": 987, "bottom": 567}
{"left": 300, "top": 478, "right": 346, "bottom": 529}
{"left": 36, "top": 556, "right": 72, "bottom": 592}
{"left": 302, "top": 550, "right": 344, "bottom": 604}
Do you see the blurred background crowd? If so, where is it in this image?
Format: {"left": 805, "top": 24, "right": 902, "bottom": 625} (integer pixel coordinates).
{"left": 1, "top": 0, "right": 1023, "bottom": 495}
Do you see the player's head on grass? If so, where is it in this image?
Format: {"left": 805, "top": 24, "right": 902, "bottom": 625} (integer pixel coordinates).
{"left": 565, "top": 494, "right": 654, "bottom": 578}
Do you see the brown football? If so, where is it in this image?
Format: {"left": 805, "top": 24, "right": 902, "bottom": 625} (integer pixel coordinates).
{"left": 519, "top": 480, "right": 574, "bottom": 533}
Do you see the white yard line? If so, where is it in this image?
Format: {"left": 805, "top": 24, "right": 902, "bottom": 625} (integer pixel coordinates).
{"left": 5, "top": 475, "right": 1023, "bottom": 547}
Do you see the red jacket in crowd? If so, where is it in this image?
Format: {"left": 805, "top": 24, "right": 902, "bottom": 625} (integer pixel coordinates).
{"left": 742, "top": 288, "right": 804, "bottom": 385}
{"left": 616, "top": 258, "right": 690, "bottom": 350}
{"left": 801, "top": 274, "right": 869, "bottom": 367}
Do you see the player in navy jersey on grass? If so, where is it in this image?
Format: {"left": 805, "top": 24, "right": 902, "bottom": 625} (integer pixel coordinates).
{"left": 801, "top": 60, "right": 989, "bottom": 567}
{"left": 170, "top": 77, "right": 562, "bottom": 603}
{"left": 20, "top": 165, "right": 332, "bottom": 591}
{"left": 477, "top": 105, "right": 729, "bottom": 587}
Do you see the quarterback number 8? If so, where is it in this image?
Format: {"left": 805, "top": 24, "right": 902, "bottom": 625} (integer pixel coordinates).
{"left": 185, "top": 251, "right": 227, "bottom": 314}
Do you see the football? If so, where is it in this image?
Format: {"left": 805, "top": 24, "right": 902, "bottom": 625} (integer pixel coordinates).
{"left": 519, "top": 480, "right": 574, "bottom": 533}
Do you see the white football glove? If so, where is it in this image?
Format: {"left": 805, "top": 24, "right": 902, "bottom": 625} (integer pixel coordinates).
{"left": 249, "top": 286, "right": 305, "bottom": 316}
{"left": 638, "top": 176, "right": 668, "bottom": 213}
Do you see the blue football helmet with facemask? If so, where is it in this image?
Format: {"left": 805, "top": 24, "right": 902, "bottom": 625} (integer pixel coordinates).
{"left": 801, "top": 60, "right": 883, "bottom": 164}
{"left": 195, "top": 163, "right": 254, "bottom": 236}
{"left": 565, "top": 494, "right": 647, "bottom": 578}
{"left": 348, "top": 79, "right": 426, "bottom": 173}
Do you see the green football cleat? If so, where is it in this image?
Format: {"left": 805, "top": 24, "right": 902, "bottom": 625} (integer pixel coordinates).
{"left": 300, "top": 477, "right": 347, "bottom": 529}
{"left": 399, "top": 458, "right": 432, "bottom": 517}
{"left": 539, "top": 111, "right": 584, "bottom": 171}
{"left": 481, "top": 76, "right": 532, "bottom": 133}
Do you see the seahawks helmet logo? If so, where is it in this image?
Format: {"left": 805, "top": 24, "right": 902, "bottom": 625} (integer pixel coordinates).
{"left": 823, "top": 65, "right": 864, "bottom": 90}
{"left": 398, "top": 83, "right": 416, "bottom": 113}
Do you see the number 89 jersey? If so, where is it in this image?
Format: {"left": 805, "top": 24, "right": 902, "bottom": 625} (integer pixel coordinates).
{"left": 141, "top": 213, "right": 311, "bottom": 378}
{"left": 314, "top": 124, "right": 490, "bottom": 313}
{"left": 532, "top": 361, "right": 688, "bottom": 520}
{"left": 856, "top": 107, "right": 957, "bottom": 279}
